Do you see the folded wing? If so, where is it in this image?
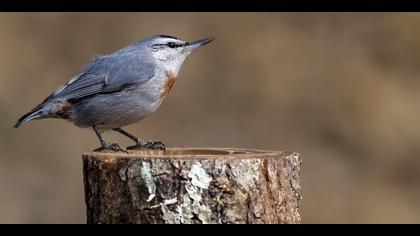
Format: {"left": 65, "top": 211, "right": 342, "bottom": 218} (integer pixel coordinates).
{"left": 45, "top": 54, "right": 154, "bottom": 104}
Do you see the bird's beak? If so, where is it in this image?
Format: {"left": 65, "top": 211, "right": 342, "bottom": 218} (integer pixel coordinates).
{"left": 183, "top": 37, "right": 214, "bottom": 52}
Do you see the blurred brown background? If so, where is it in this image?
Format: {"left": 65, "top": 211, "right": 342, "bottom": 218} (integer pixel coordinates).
{"left": 1, "top": 13, "right": 420, "bottom": 223}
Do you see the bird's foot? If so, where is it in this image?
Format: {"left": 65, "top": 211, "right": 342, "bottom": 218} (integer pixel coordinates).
{"left": 94, "top": 142, "right": 128, "bottom": 153}
{"left": 127, "top": 140, "right": 166, "bottom": 151}
{"left": 144, "top": 141, "right": 166, "bottom": 150}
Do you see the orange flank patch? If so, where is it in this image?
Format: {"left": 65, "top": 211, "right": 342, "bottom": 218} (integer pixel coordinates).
{"left": 63, "top": 100, "right": 72, "bottom": 108}
{"left": 56, "top": 100, "right": 72, "bottom": 119}
{"left": 159, "top": 74, "right": 177, "bottom": 103}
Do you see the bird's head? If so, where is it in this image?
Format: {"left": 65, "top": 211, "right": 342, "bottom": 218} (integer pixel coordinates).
{"left": 139, "top": 35, "right": 214, "bottom": 76}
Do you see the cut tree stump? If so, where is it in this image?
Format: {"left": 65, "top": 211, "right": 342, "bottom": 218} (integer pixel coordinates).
{"left": 82, "top": 148, "right": 302, "bottom": 224}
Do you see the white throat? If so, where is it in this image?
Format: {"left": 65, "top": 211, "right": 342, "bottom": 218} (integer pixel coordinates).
{"left": 158, "top": 54, "right": 189, "bottom": 77}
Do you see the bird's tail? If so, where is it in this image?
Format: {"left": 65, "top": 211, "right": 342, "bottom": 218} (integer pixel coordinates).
{"left": 14, "top": 106, "right": 43, "bottom": 128}
{"left": 14, "top": 99, "right": 71, "bottom": 128}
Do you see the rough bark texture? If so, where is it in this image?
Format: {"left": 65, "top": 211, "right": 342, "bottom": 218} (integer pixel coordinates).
{"left": 82, "top": 148, "right": 302, "bottom": 224}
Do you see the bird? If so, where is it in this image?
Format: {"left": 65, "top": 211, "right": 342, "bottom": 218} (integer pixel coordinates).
{"left": 14, "top": 35, "right": 214, "bottom": 152}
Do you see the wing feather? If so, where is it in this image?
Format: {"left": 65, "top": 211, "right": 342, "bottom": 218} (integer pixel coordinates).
{"left": 42, "top": 52, "right": 155, "bottom": 103}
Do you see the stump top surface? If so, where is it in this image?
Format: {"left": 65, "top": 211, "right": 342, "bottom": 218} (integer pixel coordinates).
{"left": 83, "top": 147, "right": 292, "bottom": 160}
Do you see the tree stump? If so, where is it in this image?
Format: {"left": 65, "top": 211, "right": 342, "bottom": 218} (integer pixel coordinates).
{"left": 82, "top": 148, "right": 302, "bottom": 224}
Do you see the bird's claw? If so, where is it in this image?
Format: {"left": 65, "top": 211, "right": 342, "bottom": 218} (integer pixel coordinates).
{"left": 94, "top": 142, "right": 128, "bottom": 153}
{"left": 145, "top": 141, "right": 166, "bottom": 150}
{"left": 127, "top": 140, "right": 166, "bottom": 151}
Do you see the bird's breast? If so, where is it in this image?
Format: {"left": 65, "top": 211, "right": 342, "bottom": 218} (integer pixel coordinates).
{"left": 159, "top": 73, "right": 177, "bottom": 103}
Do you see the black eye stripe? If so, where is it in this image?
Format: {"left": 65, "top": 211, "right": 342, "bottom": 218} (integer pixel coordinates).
{"left": 167, "top": 42, "right": 176, "bottom": 48}
{"left": 152, "top": 42, "right": 183, "bottom": 48}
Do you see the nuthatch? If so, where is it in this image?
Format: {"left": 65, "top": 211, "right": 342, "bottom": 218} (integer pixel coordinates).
{"left": 14, "top": 35, "right": 214, "bottom": 152}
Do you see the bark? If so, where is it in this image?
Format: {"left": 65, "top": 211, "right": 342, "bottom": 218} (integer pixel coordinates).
{"left": 82, "top": 148, "right": 302, "bottom": 224}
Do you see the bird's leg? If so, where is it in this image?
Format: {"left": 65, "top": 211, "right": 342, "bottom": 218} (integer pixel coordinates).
{"left": 93, "top": 127, "right": 128, "bottom": 153}
{"left": 113, "top": 128, "right": 166, "bottom": 150}
{"left": 113, "top": 128, "right": 147, "bottom": 145}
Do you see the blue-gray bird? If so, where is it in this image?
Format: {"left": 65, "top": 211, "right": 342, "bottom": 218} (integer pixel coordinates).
{"left": 14, "top": 35, "right": 214, "bottom": 152}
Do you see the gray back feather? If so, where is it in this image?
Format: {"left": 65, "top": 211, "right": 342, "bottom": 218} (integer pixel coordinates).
{"left": 43, "top": 47, "right": 155, "bottom": 103}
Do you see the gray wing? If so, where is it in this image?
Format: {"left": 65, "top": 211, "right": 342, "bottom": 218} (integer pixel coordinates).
{"left": 43, "top": 54, "right": 155, "bottom": 103}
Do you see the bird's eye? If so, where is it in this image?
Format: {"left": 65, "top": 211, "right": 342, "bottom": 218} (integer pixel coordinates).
{"left": 167, "top": 42, "right": 176, "bottom": 48}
